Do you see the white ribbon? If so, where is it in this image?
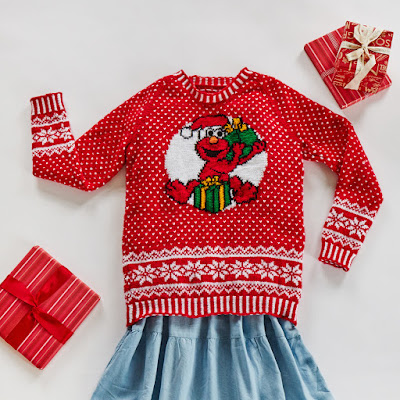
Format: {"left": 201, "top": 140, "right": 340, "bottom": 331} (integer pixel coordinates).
{"left": 339, "top": 24, "right": 391, "bottom": 90}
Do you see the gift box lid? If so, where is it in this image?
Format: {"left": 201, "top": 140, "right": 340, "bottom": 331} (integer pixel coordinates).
{"left": 304, "top": 26, "right": 392, "bottom": 109}
{"left": 0, "top": 246, "right": 100, "bottom": 369}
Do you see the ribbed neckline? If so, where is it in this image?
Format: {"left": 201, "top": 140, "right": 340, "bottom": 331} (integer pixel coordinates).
{"left": 173, "top": 67, "right": 254, "bottom": 104}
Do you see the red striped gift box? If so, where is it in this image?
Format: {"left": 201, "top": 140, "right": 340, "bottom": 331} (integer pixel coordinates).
{"left": 304, "top": 26, "right": 392, "bottom": 109}
{"left": 0, "top": 246, "right": 100, "bottom": 369}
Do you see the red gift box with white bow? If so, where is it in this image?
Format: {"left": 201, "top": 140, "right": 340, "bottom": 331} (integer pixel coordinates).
{"left": 332, "top": 21, "right": 393, "bottom": 93}
{"left": 0, "top": 246, "right": 100, "bottom": 369}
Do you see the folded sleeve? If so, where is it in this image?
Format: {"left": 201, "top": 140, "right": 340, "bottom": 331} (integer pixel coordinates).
{"left": 30, "top": 87, "right": 152, "bottom": 191}
{"left": 266, "top": 77, "right": 383, "bottom": 271}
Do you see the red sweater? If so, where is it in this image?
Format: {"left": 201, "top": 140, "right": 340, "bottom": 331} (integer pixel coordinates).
{"left": 30, "top": 68, "right": 383, "bottom": 325}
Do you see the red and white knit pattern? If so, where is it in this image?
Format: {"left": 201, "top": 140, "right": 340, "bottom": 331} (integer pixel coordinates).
{"left": 29, "top": 68, "right": 383, "bottom": 326}
{"left": 319, "top": 197, "right": 377, "bottom": 270}
{"left": 174, "top": 68, "right": 253, "bottom": 103}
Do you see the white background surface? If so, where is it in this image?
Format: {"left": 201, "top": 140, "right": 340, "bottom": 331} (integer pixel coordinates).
{"left": 0, "top": 0, "right": 399, "bottom": 399}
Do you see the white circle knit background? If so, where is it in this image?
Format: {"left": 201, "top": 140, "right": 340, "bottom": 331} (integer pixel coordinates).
{"left": 0, "top": 1, "right": 399, "bottom": 399}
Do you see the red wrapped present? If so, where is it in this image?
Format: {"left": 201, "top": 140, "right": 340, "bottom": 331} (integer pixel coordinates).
{"left": 0, "top": 246, "right": 100, "bottom": 369}
{"left": 304, "top": 26, "right": 392, "bottom": 109}
{"left": 332, "top": 21, "right": 393, "bottom": 93}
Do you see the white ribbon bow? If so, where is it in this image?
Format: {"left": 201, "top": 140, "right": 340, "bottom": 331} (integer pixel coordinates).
{"left": 339, "top": 24, "right": 391, "bottom": 90}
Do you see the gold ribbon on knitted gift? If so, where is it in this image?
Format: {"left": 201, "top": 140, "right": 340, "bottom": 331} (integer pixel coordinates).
{"left": 224, "top": 117, "right": 248, "bottom": 133}
{"left": 200, "top": 176, "right": 225, "bottom": 211}
{"left": 340, "top": 24, "right": 391, "bottom": 90}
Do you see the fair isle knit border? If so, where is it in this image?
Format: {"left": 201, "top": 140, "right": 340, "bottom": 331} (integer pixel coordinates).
{"left": 32, "top": 141, "right": 75, "bottom": 158}
{"left": 31, "top": 111, "right": 68, "bottom": 128}
{"left": 333, "top": 198, "right": 377, "bottom": 220}
{"left": 122, "top": 245, "right": 304, "bottom": 266}
{"left": 322, "top": 229, "right": 362, "bottom": 250}
{"left": 127, "top": 295, "right": 298, "bottom": 325}
{"left": 124, "top": 280, "right": 302, "bottom": 303}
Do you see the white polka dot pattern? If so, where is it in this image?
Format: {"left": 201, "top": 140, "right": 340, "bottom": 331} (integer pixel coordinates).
{"left": 30, "top": 69, "right": 383, "bottom": 326}
{"left": 260, "top": 75, "right": 383, "bottom": 271}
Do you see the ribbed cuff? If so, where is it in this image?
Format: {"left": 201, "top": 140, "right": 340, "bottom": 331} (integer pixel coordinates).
{"left": 30, "top": 93, "right": 65, "bottom": 115}
{"left": 318, "top": 240, "right": 357, "bottom": 271}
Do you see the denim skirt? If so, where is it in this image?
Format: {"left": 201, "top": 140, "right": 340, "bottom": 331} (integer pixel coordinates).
{"left": 91, "top": 314, "right": 334, "bottom": 400}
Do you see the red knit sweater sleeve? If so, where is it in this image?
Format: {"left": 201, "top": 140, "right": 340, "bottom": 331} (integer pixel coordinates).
{"left": 265, "top": 77, "right": 383, "bottom": 271}
{"left": 30, "top": 88, "right": 152, "bottom": 191}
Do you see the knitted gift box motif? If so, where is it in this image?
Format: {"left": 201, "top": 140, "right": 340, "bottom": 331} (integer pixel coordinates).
{"left": 30, "top": 68, "right": 383, "bottom": 326}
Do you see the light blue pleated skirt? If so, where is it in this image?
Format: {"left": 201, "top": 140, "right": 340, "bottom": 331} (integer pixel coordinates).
{"left": 91, "top": 314, "right": 334, "bottom": 400}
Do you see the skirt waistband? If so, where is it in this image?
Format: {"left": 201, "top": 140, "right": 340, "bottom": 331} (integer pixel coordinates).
{"left": 128, "top": 314, "right": 299, "bottom": 341}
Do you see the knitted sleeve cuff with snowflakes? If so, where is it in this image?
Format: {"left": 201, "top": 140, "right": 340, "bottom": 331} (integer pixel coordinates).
{"left": 30, "top": 93, "right": 74, "bottom": 159}
{"left": 318, "top": 198, "right": 378, "bottom": 271}
{"left": 30, "top": 91, "right": 136, "bottom": 191}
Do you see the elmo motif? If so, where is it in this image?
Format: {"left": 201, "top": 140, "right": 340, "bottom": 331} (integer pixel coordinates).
{"left": 165, "top": 114, "right": 268, "bottom": 213}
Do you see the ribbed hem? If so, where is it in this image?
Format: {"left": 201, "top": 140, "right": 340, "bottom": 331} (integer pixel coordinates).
{"left": 318, "top": 241, "right": 357, "bottom": 271}
{"left": 126, "top": 295, "right": 299, "bottom": 326}
{"left": 30, "top": 93, "right": 65, "bottom": 115}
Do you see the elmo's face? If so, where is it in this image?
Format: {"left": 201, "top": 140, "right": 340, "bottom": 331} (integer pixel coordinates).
{"left": 195, "top": 125, "right": 230, "bottom": 161}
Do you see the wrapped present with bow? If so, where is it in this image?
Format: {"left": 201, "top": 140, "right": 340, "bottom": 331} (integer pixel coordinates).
{"left": 304, "top": 26, "right": 392, "bottom": 109}
{"left": 194, "top": 175, "right": 231, "bottom": 213}
{"left": 0, "top": 246, "right": 100, "bottom": 369}
{"left": 332, "top": 21, "right": 393, "bottom": 93}
{"left": 224, "top": 117, "right": 259, "bottom": 161}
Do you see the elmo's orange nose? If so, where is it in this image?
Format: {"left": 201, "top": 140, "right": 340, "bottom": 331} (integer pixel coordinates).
{"left": 209, "top": 136, "right": 219, "bottom": 144}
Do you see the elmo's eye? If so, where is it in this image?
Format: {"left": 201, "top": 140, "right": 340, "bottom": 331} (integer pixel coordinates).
{"left": 206, "top": 129, "right": 214, "bottom": 137}
{"left": 216, "top": 129, "right": 224, "bottom": 138}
